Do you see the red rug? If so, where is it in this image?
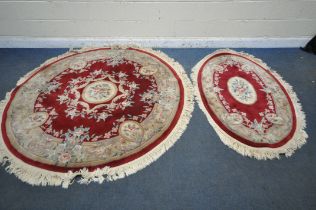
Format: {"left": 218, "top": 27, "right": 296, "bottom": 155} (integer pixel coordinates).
{"left": 0, "top": 47, "right": 193, "bottom": 187}
{"left": 192, "top": 49, "right": 307, "bottom": 159}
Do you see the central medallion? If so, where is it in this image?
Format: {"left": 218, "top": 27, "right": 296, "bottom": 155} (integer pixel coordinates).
{"left": 227, "top": 76, "right": 257, "bottom": 105}
{"left": 82, "top": 80, "right": 118, "bottom": 104}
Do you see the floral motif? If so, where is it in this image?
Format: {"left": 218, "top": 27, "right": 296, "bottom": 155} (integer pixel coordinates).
{"left": 63, "top": 126, "right": 90, "bottom": 146}
{"left": 227, "top": 76, "right": 257, "bottom": 105}
{"left": 211, "top": 59, "right": 275, "bottom": 135}
{"left": 58, "top": 152, "right": 72, "bottom": 164}
{"left": 82, "top": 81, "right": 118, "bottom": 104}
{"left": 106, "top": 54, "right": 125, "bottom": 67}
{"left": 22, "top": 112, "right": 49, "bottom": 129}
{"left": 39, "top": 81, "right": 61, "bottom": 94}
{"left": 222, "top": 113, "right": 243, "bottom": 125}
{"left": 200, "top": 53, "right": 295, "bottom": 145}
{"left": 265, "top": 113, "right": 284, "bottom": 125}
{"left": 139, "top": 65, "right": 158, "bottom": 76}
{"left": 32, "top": 58, "right": 159, "bottom": 143}
{"left": 119, "top": 121, "right": 144, "bottom": 142}
{"left": 140, "top": 89, "right": 159, "bottom": 104}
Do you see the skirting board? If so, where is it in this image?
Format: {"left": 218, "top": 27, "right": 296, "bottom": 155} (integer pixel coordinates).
{"left": 0, "top": 37, "right": 310, "bottom": 48}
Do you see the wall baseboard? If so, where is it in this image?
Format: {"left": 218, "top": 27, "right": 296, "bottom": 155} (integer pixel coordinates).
{"left": 0, "top": 37, "right": 310, "bottom": 48}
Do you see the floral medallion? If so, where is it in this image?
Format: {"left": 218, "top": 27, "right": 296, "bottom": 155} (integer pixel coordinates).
{"left": 0, "top": 47, "right": 193, "bottom": 187}
{"left": 227, "top": 76, "right": 257, "bottom": 105}
{"left": 82, "top": 81, "right": 118, "bottom": 104}
{"left": 192, "top": 49, "right": 307, "bottom": 159}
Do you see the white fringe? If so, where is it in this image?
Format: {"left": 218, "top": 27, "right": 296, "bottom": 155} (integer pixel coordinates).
{"left": 191, "top": 49, "right": 308, "bottom": 160}
{"left": 0, "top": 46, "right": 194, "bottom": 188}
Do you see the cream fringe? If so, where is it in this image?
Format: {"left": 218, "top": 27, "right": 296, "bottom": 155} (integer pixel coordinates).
{"left": 0, "top": 46, "right": 194, "bottom": 188}
{"left": 191, "top": 49, "right": 308, "bottom": 160}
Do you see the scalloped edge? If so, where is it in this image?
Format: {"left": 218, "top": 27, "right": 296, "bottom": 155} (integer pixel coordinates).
{"left": 0, "top": 46, "right": 194, "bottom": 188}
{"left": 191, "top": 49, "right": 308, "bottom": 160}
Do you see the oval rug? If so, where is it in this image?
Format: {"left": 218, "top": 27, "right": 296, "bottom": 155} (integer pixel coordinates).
{"left": 0, "top": 47, "right": 194, "bottom": 187}
{"left": 191, "top": 49, "right": 307, "bottom": 160}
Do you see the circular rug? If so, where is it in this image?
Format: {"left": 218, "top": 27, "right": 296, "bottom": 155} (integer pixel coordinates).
{"left": 191, "top": 49, "right": 307, "bottom": 160}
{"left": 0, "top": 47, "right": 194, "bottom": 187}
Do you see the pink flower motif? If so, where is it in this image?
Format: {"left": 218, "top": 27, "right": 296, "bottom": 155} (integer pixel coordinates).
{"left": 103, "top": 133, "right": 112, "bottom": 139}
{"left": 58, "top": 152, "right": 71, "bottom": 163}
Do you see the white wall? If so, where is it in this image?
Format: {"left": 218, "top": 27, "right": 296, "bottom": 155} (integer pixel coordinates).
{"left": 0, "top": 0, "right": 315, "bottom": 47}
